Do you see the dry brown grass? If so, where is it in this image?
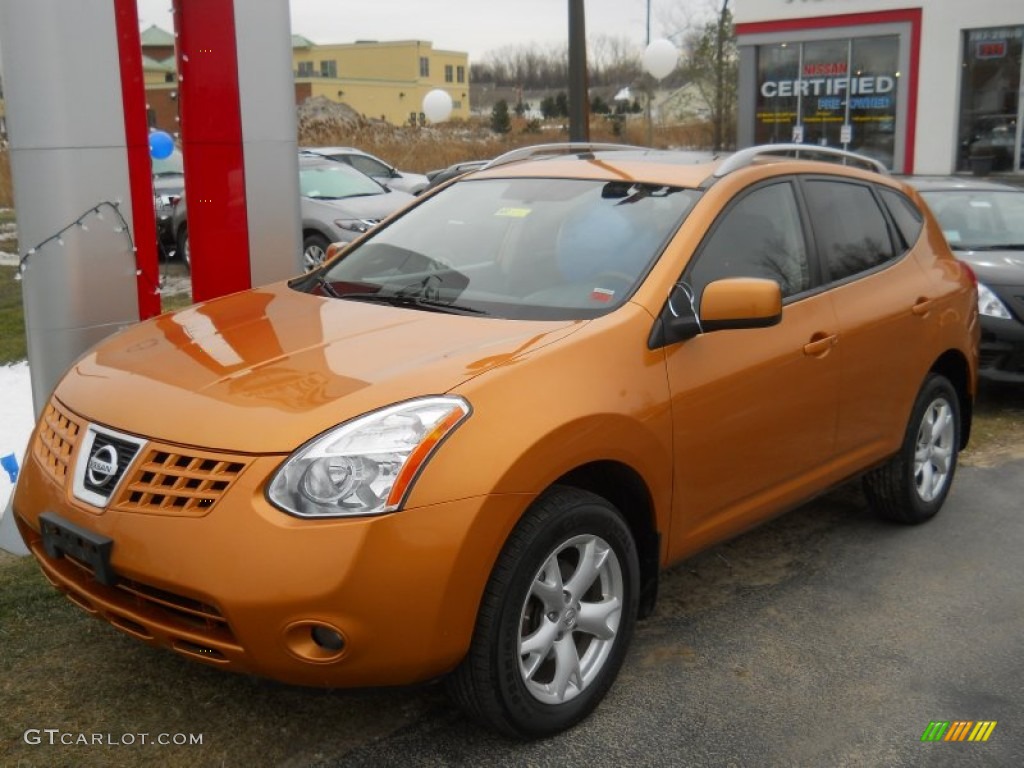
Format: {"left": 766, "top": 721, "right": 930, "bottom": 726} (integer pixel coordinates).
{"left": 297, "top": 115, "right": 717, "bottom": 174}
{"left": 0, "top": 150, "right": 13, "bottom": 208}
{"left": 0, "top": 118, "right": 714, "bottom": 212}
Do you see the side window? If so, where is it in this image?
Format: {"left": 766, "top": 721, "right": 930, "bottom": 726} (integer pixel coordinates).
{"left": 878, "top": 188, "right": 924, "bottom": 250}
{"left": 349, "top": 156, "right": 389, "bottom": 177}
{"left": 804, "top": 180, "right": 895, "bottom": 281}
{"left": 687, "top": 181, "right": 810, "bottom": 302}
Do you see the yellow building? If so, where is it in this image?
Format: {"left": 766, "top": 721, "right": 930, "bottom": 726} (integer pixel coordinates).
{"left": 136, "top": 27, "right": 470, "bottom": 129}
{"left": 292, "top": 38, "right": 470, "bottom": 125}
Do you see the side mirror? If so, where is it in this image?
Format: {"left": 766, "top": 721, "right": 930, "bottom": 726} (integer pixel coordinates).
{"left": 648, "top": 277, "right": 783, "bottom": 348}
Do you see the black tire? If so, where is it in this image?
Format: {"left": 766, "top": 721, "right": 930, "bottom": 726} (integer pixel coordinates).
{"left": 303, "top": 233, "right": 331, "bottom": 272}
{"left": 863, "top": 373, "right": 960, "bottom": 524}
{"left": 447, "top": 486, "right": 639, "bottom": 738}
{"left": 176, "top": 226, "right": 191, "bottom": 272}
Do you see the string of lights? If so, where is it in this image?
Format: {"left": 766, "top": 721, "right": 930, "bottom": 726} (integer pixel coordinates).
{"left": 15, "top": 200, "right": 163, "bottom": 295}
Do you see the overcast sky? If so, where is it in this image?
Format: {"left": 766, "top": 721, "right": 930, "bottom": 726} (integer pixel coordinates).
{"left": 135, "top": 0, "right": 712, "bottom": 61}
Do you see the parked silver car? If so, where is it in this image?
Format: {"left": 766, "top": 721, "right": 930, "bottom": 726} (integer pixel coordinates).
{"left": 300, "top": 146, "right": 429, "bottom": 195}
{"left": 910, "top": 176, "right": 1024, "bottom": 383}
{"left": 152, "top": 148, "right": 185, "bottom": 260}
{"left": 172, "top": 155, "right": 415, "bottom": 272}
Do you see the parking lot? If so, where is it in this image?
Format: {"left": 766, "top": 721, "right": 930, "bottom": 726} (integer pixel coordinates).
{"left": 320, "top": 435, "right": 1024, "bottom": 766}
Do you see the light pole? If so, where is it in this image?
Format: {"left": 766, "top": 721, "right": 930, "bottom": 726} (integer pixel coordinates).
{"left": 714, "top": 0, "right": 730, "bottom": 152}
{"left": 568, "top": 0, "right": 590, "bottom": 141}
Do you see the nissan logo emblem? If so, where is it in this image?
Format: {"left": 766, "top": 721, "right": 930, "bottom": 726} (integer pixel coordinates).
{"left": 87, "top": 444, "right": 119, "bottom": 487}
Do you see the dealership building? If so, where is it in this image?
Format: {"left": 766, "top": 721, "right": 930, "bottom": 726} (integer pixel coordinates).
{"left": 734, "top": 0, "right": 1023, "bottom": 174}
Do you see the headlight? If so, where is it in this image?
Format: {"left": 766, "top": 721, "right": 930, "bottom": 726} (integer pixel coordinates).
{"left": 977, "top": 282, "right": 1012, "bottom": 319}
{"left": 335, "top": 218, "right": 376, "bottom": 234}
{"left": 267, "top": 396, "right": 470, "bottom": 518}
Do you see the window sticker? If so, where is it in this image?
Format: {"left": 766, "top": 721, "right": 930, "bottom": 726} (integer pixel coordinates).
{"left": 494, "top": 207, "right": 532, "bottom": 218}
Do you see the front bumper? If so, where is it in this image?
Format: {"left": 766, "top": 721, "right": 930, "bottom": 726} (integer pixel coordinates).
{"left": 978, "top": 314, "right": 1024, "bottom": 383}
{"left": 13, "top": 401, "right": 524, "bottom": 688}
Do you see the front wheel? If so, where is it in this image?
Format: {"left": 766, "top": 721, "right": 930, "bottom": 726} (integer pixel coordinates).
{"left": 863, "top": 373, "right": 961, "bottom": 524}
{"left": 302, "top": 233, "right": 331, "bottom": 272}
{"left": 448, "top": 486, "right": 639, "bottom": 738}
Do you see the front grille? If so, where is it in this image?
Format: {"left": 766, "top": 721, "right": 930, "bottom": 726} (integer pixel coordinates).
{"left": 33, "top": 397, "right": 251, "bottom": 517}
{"left": 34, "top": 402, "right": 82, "bottom": 485}
{"left": 113, "top": 448, "right": 248, "bottom": 516}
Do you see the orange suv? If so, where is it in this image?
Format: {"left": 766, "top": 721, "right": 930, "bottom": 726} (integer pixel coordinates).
{"left": 11, "top": 143, "right": 978, "bottom": 738}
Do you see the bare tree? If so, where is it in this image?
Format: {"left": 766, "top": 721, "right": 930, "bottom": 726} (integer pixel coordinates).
{"left": 663, "top": 0, "right": 738, "bottom": 150}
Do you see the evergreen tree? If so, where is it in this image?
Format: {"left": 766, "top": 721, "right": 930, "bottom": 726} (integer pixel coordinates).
{"left": 490, "top": 99, "right": 512, "bottom": 134}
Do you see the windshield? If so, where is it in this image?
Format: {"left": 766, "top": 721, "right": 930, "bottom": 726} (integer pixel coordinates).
{"left": 921, "top": 189, "right": 1024, "bottom": 249}
{"left": 300, "top": 164, "right": 386, "bottom": 199}
{"left": 298, "top": 177, "right": 700, "bottom": 320}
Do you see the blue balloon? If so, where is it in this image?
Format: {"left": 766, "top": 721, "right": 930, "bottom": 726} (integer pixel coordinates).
{"left": 148, "top": 130, "right": 175, "bottom": 160}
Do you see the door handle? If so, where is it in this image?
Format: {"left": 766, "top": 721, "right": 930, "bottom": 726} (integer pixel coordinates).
{"left": 912, "top": 297, "right": 934, "bottom": 316}
{"left": 803, "top": 332, "right": 838, "bottom": 357}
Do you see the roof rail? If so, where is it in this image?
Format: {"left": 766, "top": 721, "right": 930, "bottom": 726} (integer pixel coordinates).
{"left": 483, "top": 142, "right": 650, "bottom": 170}
{"left": 714, "top": 144, "right": 889, "bottom": 178}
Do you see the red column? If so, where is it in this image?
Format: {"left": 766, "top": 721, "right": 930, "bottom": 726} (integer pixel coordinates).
{"left": 113, "top": 0, "right": 162, "bottom": 319}
{"left": 172, "top": 0, "right": 253, "bottom": 302}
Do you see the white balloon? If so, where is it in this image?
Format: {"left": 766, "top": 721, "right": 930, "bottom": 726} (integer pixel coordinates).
{"left": 643, "top": 39, "right": 678, "bottom": 80}
{"left": 422, "top": 89, "right": 453, "bottom": 123}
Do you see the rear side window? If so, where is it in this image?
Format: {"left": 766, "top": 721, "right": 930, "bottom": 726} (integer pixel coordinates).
{"left": 879, "top": 188, "right": 924, "bottom": 249}
{"left": 347, "top": 155, "right": 391, "bottom": 177}
{"left": 804, "top": 180, "right": 895, "bottom": 282}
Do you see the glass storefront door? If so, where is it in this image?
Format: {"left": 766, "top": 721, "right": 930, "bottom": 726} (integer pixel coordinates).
{"left": 958, "top": 27, "right": 1024, "bottom": 173}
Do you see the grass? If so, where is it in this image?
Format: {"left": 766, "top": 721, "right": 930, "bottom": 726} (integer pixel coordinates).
{"left": 0, "top": 553, "right": 442, "bottom": 768}
{"left": 0, "top": 265, "right": 26, "bottom": 365}
{"left": 0, "top": 150, "right": 13, "bottom": 208}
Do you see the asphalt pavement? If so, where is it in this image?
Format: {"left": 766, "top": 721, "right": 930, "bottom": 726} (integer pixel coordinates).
{"left": 314, "top": 458, "right": 1024, "bottom": 767}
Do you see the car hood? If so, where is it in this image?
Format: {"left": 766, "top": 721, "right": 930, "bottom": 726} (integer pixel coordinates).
{"left": 56, "top": 281, "right": 583, "bottom": 453}
{"left": 954, "top": 248, "right": 1024, "bottom": 286}
{"left": 301, "top": 190, "right": 413, "bottom": 222}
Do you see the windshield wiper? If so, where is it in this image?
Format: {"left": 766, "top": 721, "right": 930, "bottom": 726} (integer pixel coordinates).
{"left": 330, "top": 292, "right": 488, "bottom": 315}
{"left": 315, "top": 274, "right": 342, "bottom": 298}
{"left": 961, "top": 244, "right": 1024, "bottom": 251}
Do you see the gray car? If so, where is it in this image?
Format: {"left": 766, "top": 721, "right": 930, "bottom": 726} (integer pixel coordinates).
{"left": 152, "top": 148, "right": 185, "bottom": 259}
{"left": 910, "top": 176, "right": 1024, "bottom": 383}
{"left": 172, "top": 155, "right": 415, "bottom": 272}
{"left": 300, "top": 146, "right": 429, "bottom": 195}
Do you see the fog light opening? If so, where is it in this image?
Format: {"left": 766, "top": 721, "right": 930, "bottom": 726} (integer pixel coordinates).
{"left": 311, "top": 624, "right": 345, "bottom": 652}
{"left": 284, "top": 620, "right": 348, "bottom": 663}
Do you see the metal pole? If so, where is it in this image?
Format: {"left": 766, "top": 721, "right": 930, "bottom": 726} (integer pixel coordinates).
{"left": 646, "top": 0, "right": 653, "bottom": 146}
{"left": 568, "top": 0, "right": 590, "bottom": 142}
{"left": 714, "top": 0, "right": 730, "bottom": 151}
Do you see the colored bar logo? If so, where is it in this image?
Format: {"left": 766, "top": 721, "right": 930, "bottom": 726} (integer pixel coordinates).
{"left": 921, "top": 721, "right": 997, "bottom": 742}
